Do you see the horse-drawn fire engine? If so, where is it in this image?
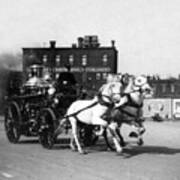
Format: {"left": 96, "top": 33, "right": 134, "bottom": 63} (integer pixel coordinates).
{"left": 4, "top": 64, "right": 97, "bottom": 149}
{"left": 4, "top": 62, "right": 152, "bottom": 154}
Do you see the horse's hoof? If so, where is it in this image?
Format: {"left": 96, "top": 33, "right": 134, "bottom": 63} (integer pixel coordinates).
{"left": 71, "top": 148, "right": 77, "bottom": 152}
{"left": 70, "top": 145, "right": 77, "bottom": 151}
{"left": 129, "top": 131, "right": 138, "bottom": 138}
{"left": 137, "top": 139, "right": 144, "bottom": 146}
{"left": 140, "top": 128, "right": 146, "bottom": 135}
{"left": 79, "top": 150, "right": 88, "bottom": 155}
{"left": 116, "top": 150, "right": 123, "bottom": 156}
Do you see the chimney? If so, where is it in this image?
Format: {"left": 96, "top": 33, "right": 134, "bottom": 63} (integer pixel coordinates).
{"left": 72, "top": 43, "right": 77, "bottom": 48}
{"left": 77, "top": 37, "right": 84, "bottom": 48}
{"left": 49, "top": 40, "right": 56, "bottom": 48}
{"left": 111, "top": 40, "right": 115, "bottom": 47}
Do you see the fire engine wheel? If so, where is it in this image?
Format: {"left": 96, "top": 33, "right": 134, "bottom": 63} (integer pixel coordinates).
{"left": 79, "top": 125, "right": 99, "bottom": 147}
{"left": 4, "top": 102, "right": 21, "bottom": 143}
{"left": 39, "top": 109, "right": 55, "bottom": 149}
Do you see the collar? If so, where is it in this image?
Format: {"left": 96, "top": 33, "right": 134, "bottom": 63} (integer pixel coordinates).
{"left": 97, "top": 94, "right": 114, "bottom": 107}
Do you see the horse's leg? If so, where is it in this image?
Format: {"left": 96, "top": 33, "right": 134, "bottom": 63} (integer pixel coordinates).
{"left": 108, "top": 122, "right": 122, "bottom": 154}
{"left": 136, "top": 122, "right": 145, "bottom": 146}
{"left": 130, "top": 122, "right": 145, "bottom": 146}
{"left": 92, "top": 116, "right": 122, "bottom": 154}
{"left": 115, "top": 124, "right": 126, "bottom": 147}
{"left": 70, "top": 136, "right": 76, "bottom": 151}
{"left": 70, "top": 117, "right": 85, "bottom": 154}
{"left": 110, "top": 109, "right": 125, "bottom": 146}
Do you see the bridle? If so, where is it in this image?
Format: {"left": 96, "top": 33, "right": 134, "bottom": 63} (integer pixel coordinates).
{"left": 98, "top": 83, "right": 121, "bottom": 107}
{"left": 121, "top": 80, "right": 151, "bottom": 109}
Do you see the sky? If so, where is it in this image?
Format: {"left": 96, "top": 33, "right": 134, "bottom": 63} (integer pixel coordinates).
{"left": 0, "top": 0, "right": 180, "bottom": 77}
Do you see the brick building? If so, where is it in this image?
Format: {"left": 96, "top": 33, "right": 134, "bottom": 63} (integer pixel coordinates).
{"left": 22, "top": 36, "right": 118, "bottom": 90}
{"left": 149, "top": 76, "right": 180, "bottom": 98}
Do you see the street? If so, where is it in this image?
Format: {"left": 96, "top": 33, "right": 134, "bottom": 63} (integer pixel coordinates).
{"left": 0, "top": 118, "right": 180, "bottom": 180}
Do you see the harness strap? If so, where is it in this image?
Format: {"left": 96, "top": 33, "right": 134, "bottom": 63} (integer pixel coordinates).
{"left": 64, "top": 101, "right": 98, "bottom": 119}
{"left": 122, "top": 93, "right": 143, "bottom": 108}
{"left": 119, "top": 106, "right": 138, "bottom": 118}
{"left": 97, "top": 94, "right": 114, "bottom": 107}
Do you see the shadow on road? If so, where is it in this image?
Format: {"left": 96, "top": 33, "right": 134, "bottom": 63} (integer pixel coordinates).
{"left": 52, "top": 139, "right": 108, "bottom": 152}
{"left": 14, "top": 139, "right": 180, "bottom": 157}
{"left": 122, "top": 145, "right": 180, "bottom": 158}
{"left": 18, "top": 139, "right": 39, "bottom": 144}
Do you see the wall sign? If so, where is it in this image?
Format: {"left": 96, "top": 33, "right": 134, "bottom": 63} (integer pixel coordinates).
{"left": 54, "top": 67, "right": 111, "bottom": 72}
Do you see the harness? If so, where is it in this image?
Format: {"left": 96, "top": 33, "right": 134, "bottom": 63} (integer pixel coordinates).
{"left": 97, "top": 83, "right": 121, "bottom": 108}
{"left": 122, "top": 93, "right": 143, "bottom": 109}
{"left": 97, "top": 93, "right": 114, "bottom": 108}
{"left": 63, "top": 83, "right": 120, "bottom": 121}
{"left": 117, "top": 86, "right": 144, "bottom": 119}
{"left": 64, "top": 101, "right": 98, "bottom": 119}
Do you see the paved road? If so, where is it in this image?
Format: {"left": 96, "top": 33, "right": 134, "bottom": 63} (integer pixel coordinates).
{"left": 0, "top": 119, "right": 180, "bottom": 180}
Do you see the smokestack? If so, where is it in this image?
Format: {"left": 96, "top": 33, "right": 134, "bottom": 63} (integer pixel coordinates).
{"left": 111, "top": 40, "right": 115, "bottom": 47}
{"left": 77, "top": 37, "right": 84, "bottom": 48}
{"left": 72, "top": 43, "right": 77, "bottom": 48}
{"left": 49, "top": 40, "right": 56, "bottom": 48}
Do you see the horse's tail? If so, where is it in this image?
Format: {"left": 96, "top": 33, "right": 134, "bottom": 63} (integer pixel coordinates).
{"left": 54, "top": 116, "right": 69, "bottom": 136}
{"left": 59, "top": 117, "right": 66, "bottom": 125}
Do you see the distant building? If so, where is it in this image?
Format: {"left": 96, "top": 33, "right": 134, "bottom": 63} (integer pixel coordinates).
{"left": 149, "top": 76, "right": 180, "bottom": 98}
{"left": 145, "top": 76, "right": 180, "bottom": 119}
{"left": 22, "top": 36, "right": 118, "bottom": 90}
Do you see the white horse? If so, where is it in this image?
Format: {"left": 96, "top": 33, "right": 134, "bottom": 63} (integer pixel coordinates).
{"left": 56, "top": 81, "right": 123, "bottom": 154}
{"left": 107, "top": 75, "right": 153, "bottom": 149}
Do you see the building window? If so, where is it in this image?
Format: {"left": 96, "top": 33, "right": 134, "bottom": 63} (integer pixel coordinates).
{"left": 162, "top": 84, "right": 166, "bottom": 93}
{"left": 82, "top": 55, "right": 87, "bottom": 66}
{"left": 96, "top": 73, "right": 101, "bottom": 80}
{"left": 56, "top": 55, "right": 61, "bottom": 66}
{"left": 102, "top": 54, "right": 108, "bottom": 66}
{"left": 152, "top": 85, "right": 156, "bottom": 95}
{"left": 102, "top": 73, "right": 107, "bottom": 80}
{"left": 69, "top": 55, "right": 74, "bottom": 65}
{"left": 42, "top": 55, "right": 48, "bottom": 64}
{"left": 171, "top": 84, "right": 175, "bottom": 93}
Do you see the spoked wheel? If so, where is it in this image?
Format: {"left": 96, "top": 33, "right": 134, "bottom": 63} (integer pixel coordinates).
{"left": 38, "top": 109, "right": 55, "bottom": 149}
{"left": 79, "top": 124, "right": 99, "bottom": 147}
{"left": 4, "top": 102, "right": 21, "bottom": 143}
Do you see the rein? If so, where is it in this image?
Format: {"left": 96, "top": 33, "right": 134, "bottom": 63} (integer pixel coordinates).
{"left": 64, "top": 83, "right": 121, "bottom": 120}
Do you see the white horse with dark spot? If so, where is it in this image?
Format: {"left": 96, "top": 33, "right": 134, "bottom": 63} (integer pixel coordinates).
{"left": 56, "top": 81, "right": 123, "bottom": 154}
